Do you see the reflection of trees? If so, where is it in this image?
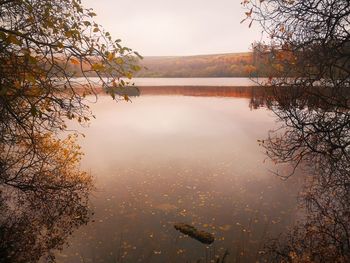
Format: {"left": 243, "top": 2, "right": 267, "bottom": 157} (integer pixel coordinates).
{"left": 241, "top": 1, "right": 350, "bottom": 259}
{"left": 0, "top": 135, "right": 93, "bottom": 263}
{"left": 258, "top": 87, "right": 350, "bottom": 262}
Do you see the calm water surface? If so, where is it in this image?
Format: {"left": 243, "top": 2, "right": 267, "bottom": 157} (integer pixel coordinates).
{"left": 58, "top": 86, "right": 299, "bottom": 263}
{"left": 129, "top": 78, "right": 260, "bottom": 86}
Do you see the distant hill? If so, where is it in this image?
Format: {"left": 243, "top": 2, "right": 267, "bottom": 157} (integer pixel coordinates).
{"left": 135, "top": 52, "right": 259, "bottom": 78}
{"left": 64, "top": 52, "right": 274, "bottom": 78}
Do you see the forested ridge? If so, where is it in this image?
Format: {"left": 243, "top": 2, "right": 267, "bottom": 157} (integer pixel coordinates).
{"left": 136, "top": 53, "right": 258, "bottom": 77}
{"left": 64, "top": 51, "right": 279, "bottom": 78}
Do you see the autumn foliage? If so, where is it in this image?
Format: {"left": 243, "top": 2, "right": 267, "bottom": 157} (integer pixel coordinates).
{"left": 0, "top": 0, "right": 139, "bottom": 261}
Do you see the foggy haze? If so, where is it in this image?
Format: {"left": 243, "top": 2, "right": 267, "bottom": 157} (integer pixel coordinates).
{"left": 82, "top": 0, "right": 262, "bottom": 56}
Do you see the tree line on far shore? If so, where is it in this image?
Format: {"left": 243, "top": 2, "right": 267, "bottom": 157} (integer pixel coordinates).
{"left": 63, "top": 48, "right": 289, "bottom": 78}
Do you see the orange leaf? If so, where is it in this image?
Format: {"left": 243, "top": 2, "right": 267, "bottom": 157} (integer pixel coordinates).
{"left": 70, "top": 58, "right": 80, "bottom": 65}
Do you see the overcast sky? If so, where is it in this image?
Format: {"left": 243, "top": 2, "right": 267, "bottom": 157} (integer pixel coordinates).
{"left": 82, "top": 0, "right": 261, "bottom": 56}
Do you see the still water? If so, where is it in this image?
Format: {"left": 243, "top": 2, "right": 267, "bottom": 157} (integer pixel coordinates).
{"left": 126, "top": 78, "right": 260, "bottom": 86}
{"left": 58, "top": 85, "right": 299, "bottom": 263}
{"left": 73, "top": 77, "right": 267, "bottom": 87}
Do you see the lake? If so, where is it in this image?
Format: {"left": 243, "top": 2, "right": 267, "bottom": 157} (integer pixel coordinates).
{"left": 73, "top": 77, "right": 267, "bottom": 87}
{"left": 57, "top": 79, "right": 299, "bottom": 263}
{"left": 125, "top": 78, "right": 261, "bottom": 86}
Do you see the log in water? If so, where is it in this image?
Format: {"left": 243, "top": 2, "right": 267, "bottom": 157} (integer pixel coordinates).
{"left": 174, "top": 223, "right": 214, "bottom": 245}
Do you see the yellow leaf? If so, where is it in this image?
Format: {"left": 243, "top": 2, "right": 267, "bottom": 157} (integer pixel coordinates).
{"left": 91, "top": 63, "right": 104, "bottom": 71}
{"left": 125, "top": 72, "right": 133, "bottom": 79}
{"left": 115, "top": 58, "right": 124, "bottom": 64}
{"left": 107, "top": 52, "right": 114, "bottom": 61}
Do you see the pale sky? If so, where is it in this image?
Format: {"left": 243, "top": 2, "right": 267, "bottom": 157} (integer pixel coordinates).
{"left": 82, "top": 0, "right": 262, "bottom": 56}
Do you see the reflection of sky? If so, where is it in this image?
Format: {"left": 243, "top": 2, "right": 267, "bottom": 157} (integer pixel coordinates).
{"left": 81, "top": 0, "right": 262, "bottom": 56}
{"left": 77, "top": 96, "right": 274, "bottom": 170}
{"left": 60, "top": 94, "right": 299, "bottom": 263}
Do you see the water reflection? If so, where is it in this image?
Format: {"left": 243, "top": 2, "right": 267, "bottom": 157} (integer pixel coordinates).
{"left": 259, "top": 86, "right": 350, "bottom": 262}
{"left": 59, "top": 88, "right": 300, "bottom": 263}
{"left": 0, "top": 135, "right": 93, "bottom": 263}
{"left": 5, "top": 84, "right": 346, "bottom": 262}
